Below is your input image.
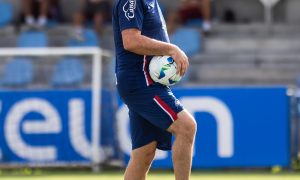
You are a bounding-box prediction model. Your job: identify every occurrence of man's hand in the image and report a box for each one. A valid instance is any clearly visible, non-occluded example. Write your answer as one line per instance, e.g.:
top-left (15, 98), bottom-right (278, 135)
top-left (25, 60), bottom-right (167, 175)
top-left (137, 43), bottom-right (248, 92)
top-left (168, 45), bottom-right (189, 76)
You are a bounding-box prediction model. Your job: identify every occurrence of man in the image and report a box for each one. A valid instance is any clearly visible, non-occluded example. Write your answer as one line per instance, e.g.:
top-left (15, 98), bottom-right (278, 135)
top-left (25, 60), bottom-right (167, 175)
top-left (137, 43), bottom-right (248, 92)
top-left (113, 0), bottom-right (197, 179)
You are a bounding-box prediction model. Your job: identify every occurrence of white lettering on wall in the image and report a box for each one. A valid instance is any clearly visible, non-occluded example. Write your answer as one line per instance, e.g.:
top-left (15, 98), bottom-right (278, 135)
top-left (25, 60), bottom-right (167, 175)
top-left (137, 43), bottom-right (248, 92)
top-left (5, 98), bottom-right (61, 161)
top-left (181, 97), bottom-right (234, 158)
top-left (117, 96), bottom-right (234, 159)
top-left (69, 99), bottom-right (91, 159)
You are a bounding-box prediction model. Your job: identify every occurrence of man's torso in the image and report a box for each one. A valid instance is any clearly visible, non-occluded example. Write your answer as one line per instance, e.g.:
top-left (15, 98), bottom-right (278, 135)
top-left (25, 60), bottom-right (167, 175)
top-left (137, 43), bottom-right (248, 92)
top-left (113, 0), bottom-right (169, 96)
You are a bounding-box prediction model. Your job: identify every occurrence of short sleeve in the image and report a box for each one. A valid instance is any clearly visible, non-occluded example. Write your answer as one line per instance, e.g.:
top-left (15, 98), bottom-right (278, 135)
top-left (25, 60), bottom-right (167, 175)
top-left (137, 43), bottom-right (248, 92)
top-left (118, 0), bottom-right (144, 31)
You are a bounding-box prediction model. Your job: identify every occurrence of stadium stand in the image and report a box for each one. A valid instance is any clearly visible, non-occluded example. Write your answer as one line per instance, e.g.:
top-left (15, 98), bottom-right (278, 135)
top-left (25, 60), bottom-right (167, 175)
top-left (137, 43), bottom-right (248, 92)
top-left (0, 30), bottom-right (48, 87)
top-left (0, 0), bottom-right (299, 86)
top-left (189, 24), bottom-right (300, 85)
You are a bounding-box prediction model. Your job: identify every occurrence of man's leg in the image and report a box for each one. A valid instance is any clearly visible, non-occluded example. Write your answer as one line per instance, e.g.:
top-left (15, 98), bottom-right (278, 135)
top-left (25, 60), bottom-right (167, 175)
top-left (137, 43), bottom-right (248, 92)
top-left (73, 12), bottom-right (84, 29)
top-left (72, 10), bottom-right (85, 41)
top-left (23, 0), bottom-right (32, 16)
top-left (168, 110), bottom-right (197, 180)
top-left (94, 12), bottom-right (104, 35)
top-left (39, 0), bottom-right (49, 18)
top-left (167, 11), bottom-right (180, 35)
top-left (200, 0), bottom-right (212, 32)
top-left (23, 0), bottom-right (35, 26)
top-left (124, 141), bottom-right (157, 180)
top-left (200, 0), bottom-right (211, 22)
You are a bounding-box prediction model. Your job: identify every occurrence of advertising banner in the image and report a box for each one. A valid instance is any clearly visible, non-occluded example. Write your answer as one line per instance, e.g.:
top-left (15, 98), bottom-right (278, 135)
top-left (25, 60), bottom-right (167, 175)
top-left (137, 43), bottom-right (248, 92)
top-left (116, 87), bottom-right (290, 168)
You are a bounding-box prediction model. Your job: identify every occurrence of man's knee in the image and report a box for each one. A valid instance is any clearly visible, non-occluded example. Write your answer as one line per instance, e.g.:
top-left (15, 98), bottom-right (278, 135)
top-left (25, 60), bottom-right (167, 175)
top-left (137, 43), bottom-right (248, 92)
top-left (180, 116), bottom-right (197, 139)
top-left (169, 110), bottom-right (197, 142)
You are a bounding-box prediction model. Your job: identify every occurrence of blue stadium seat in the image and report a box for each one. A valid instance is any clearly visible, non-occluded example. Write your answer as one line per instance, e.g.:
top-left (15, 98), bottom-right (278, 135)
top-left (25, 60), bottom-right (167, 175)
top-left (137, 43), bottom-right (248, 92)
top-left (170, 28), bottom-right (202, 85)
top-left (51, 57), bottom-right (85, 86)
top-left (185, 19), bottom-right (203, 28)
top-left (1, 58), bottom-right (33, 86)
top-left (17, 31), bottom-right (48, 47)
top-left (68, 29), bottom-right (100, 47)
top-left (170, 28), bottom-right (202, 57)
top-left (0, 2), bottom-right (13, 27)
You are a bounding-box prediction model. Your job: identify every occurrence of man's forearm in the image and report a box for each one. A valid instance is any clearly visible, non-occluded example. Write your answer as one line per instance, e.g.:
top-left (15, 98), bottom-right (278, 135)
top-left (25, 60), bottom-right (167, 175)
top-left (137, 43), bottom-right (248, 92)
top-left (122, 28), bottom-right (188, 75)
top-left (125, 34), bottom-right (177, 57)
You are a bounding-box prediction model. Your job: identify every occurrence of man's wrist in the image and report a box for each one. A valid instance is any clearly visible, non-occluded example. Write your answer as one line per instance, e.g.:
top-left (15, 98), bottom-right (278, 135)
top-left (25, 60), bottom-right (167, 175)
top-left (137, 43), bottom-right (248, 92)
top-left (167, 44), bottom-right (178, 57)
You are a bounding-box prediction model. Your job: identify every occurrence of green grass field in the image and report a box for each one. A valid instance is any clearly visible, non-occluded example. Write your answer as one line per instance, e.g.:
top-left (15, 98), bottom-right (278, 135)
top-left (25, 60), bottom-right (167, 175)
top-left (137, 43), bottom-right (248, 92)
top-left (0, 171), bottom-right (300, 180)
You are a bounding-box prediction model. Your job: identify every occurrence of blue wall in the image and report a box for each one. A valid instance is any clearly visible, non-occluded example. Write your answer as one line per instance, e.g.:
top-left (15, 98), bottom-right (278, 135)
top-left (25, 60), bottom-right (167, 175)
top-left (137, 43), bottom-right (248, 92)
top-left (0, 87), bottom-right (290, 168)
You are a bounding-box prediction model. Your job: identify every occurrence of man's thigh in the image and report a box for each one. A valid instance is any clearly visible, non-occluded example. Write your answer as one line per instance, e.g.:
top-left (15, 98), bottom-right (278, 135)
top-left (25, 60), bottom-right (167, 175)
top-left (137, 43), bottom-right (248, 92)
top-left (131, 141), bottom-right (157, 160)
top-left (124, 85), bottom-right (184, 150)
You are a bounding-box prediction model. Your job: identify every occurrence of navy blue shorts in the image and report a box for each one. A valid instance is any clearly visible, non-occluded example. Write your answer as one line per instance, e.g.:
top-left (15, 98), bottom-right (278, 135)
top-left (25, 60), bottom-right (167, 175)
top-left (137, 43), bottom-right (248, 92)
top-left (119, 84), bottom-right (184, 151)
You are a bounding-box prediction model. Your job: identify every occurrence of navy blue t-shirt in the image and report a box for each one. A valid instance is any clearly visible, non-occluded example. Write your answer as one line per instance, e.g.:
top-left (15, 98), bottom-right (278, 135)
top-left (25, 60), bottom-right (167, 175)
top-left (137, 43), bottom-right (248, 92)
top-left (113, 0), bottom-right (169, 96)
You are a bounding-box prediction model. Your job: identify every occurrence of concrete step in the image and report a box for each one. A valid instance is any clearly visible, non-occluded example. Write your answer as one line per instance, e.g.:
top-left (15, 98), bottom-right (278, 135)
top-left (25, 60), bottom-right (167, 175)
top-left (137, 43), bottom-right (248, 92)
top-left (190, 64), bottom-right (299, 84)
top-left (205, 24), bottom-right (300, 54)
top-left (204, 36), bottom-right (300, 54)
top-left (0, 26), bottom-right (17, 47)
top-left (189, 52), bottom-right (300, 85)
top-left (191, 53), bottom-right (300, 63)
top-left (210, 24), bottom-right (300, 37)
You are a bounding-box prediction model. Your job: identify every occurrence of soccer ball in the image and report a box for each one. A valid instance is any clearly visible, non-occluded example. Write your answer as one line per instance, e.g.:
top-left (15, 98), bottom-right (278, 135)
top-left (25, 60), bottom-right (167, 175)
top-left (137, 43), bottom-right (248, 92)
top-left (149, 56), bottom-right (182, 86)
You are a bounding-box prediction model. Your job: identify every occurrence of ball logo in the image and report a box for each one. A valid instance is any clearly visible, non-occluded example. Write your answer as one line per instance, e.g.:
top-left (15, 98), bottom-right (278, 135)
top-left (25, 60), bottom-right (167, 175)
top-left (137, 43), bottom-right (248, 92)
top-left (167, 57), bottom-right (174, 64)
top-left (158, 64), bottom-right (171, 79)
top-left (123, 0), bottom-right (136, 20)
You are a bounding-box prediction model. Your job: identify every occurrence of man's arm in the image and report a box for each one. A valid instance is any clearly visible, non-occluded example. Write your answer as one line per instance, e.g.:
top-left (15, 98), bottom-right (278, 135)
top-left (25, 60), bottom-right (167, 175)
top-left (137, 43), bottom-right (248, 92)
top-left (122, 28), bottom-right (189, 76)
